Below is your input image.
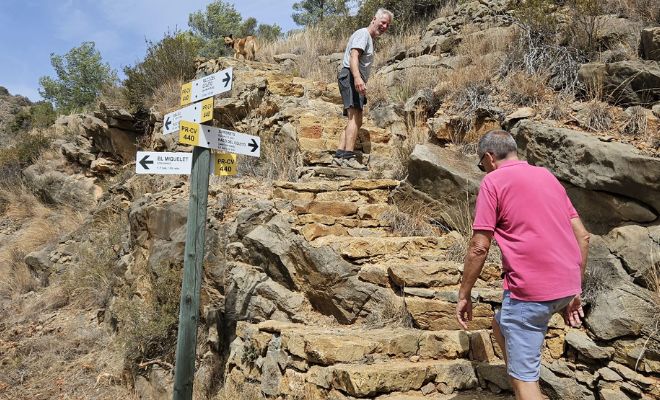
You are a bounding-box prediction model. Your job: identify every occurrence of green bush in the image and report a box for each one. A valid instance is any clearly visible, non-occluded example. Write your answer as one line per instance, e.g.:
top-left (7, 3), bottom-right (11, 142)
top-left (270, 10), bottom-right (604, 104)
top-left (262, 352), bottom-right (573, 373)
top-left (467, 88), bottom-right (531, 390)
top-left (29, 101), bottom-right (57, 129)
top-left (38, 42), bottom-right (117, 114)
top-left (0, 132), bottom-right (51, 185)
top-left (355, 0), bottom-right (450, 34)
top-left (123, 31), bottom-right (202, 111)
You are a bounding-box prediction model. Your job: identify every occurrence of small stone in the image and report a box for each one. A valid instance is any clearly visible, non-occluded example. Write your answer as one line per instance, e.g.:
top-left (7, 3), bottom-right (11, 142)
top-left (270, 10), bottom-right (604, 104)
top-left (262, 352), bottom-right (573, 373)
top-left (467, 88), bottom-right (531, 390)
top-left (421, 381), bottom-right (436, 395)
top-left (597, 367), bottom-right (622, 382)
top-left (436, 382), bottom-right (452, 394)
top-left (410, 355), bottom-right (421, 363)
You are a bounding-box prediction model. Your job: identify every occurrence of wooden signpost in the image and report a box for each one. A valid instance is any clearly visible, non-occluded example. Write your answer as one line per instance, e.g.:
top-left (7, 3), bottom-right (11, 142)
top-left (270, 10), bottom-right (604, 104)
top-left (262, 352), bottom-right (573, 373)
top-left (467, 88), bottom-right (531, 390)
top-left (172, 68), bottom-right (258, 400)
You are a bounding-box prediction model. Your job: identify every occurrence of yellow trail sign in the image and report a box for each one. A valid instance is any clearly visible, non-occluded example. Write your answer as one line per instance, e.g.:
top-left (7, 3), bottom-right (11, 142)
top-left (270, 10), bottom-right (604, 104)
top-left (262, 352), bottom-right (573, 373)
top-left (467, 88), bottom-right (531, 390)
top-left (213, 153), bottom-right (237, 176)
top-left (179, 120), bottom-right (200, 146)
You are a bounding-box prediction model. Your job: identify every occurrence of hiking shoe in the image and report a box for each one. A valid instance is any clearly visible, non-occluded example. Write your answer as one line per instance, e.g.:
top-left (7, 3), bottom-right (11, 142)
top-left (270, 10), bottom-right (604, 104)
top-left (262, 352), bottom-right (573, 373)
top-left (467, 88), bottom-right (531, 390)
top-left (342, 157), bottom-right (367, 170)
top-left (331, 157), bottom-right (344, 166)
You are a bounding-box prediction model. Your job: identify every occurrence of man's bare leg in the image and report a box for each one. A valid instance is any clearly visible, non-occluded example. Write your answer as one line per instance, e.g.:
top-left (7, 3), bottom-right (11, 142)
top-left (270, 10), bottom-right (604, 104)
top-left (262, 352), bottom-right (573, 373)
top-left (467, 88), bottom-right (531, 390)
top-left (511, 380), bottom-right (544, 400)
top-left (339, 107), bottom-right (363, 151)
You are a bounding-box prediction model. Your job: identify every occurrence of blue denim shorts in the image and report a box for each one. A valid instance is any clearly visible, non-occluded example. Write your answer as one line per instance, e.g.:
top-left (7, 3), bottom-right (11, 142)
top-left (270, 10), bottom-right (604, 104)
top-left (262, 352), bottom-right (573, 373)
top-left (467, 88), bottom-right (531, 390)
top-left (495, 290), bottom-right (574, 381)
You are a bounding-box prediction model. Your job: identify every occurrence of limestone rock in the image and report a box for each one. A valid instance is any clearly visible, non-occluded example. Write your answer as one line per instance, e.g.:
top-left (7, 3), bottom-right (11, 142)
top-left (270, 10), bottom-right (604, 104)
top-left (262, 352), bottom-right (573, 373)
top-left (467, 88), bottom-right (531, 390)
top-left (405, 297), bottom-right (492, 331)
top-left (512, 120), bottom-right (660, 214)
top-left (564, 330), bottom-right (614, 360)
top-left (578, 61), bottom-right (660, 106)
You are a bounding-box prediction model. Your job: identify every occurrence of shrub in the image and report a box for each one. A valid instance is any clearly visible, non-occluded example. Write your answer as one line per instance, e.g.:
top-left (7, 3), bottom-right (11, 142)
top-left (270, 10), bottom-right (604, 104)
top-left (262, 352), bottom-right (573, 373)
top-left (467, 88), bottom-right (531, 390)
top-left (114, 261), bottom-right (181, 371)
top-left (0, 132), bottom-right (51, 185)
top-left (356, 0), bottom-right (452, 34)
top-left (29, 101), bottom-right (57, 129)
top-left (62, 211), bottom-right (127, 307)
top-left (39, 42), bottom-right (117, 114)
top-left (506, 71), bottom-right (548, 106)
top-left (123, 31), bottom-right (202, 111)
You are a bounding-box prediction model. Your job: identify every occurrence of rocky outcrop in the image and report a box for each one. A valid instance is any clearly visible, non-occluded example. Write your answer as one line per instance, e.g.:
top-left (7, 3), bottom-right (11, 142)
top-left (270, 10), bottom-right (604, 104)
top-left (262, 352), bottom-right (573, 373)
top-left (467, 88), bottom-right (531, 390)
top-left (511, 120), bottom-right (659, 220)
top-left (578, 60), bottom-right (660, 106)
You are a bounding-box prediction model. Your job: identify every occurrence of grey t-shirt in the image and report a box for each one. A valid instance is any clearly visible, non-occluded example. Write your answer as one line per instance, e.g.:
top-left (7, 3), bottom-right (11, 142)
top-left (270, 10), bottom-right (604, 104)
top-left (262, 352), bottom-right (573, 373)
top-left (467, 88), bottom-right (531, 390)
top-left (341, 28), bottom-right (374, 82)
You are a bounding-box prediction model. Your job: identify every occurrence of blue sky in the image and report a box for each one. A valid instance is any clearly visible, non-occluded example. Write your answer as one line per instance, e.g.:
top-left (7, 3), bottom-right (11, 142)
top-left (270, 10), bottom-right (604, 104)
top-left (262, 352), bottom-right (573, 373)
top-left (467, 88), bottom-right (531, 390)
top-left (0, 0), bottom-right (298, 101)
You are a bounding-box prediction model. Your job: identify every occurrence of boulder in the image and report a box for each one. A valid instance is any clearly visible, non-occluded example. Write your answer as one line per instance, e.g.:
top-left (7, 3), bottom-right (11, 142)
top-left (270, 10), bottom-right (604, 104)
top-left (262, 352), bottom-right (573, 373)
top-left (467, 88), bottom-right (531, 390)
top-left (242, 214), bottom-right (398, 324)
top-left (604, 224), bottom-right (660, 288)
top-left (583, 236), bottom-right (658, 342)
top-left (563, 183), bottom-right (656, 235)
top-left (407, 144), bottom-right (482, 229)
top-left (640, 27), bottom-right (660, 61)
top-left (512, 120), bottom-right (660, 215)
top-left (564, 330), bottom-right (614, 361)
top-left (593, 15), bottom-right (640, 51)
top-left (578, 61), bottom-right (660, 106)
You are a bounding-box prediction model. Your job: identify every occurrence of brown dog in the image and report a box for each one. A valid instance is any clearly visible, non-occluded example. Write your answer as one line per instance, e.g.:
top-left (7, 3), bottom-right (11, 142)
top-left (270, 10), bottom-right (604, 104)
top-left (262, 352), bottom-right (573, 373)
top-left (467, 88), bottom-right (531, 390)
top-left (223, 35), bottom-right (257, 61)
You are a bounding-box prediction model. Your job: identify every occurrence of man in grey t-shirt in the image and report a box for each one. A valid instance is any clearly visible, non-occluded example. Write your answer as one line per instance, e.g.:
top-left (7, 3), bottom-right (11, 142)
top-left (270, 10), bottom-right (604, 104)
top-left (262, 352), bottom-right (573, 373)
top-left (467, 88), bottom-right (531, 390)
top-left (334, 8), bottom-right (393, 169)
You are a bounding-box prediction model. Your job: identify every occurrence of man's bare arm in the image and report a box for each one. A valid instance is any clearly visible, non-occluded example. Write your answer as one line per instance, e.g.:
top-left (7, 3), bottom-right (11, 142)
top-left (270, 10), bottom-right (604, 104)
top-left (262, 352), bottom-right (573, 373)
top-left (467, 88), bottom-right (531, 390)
top-left (349, 48), bottom-right (366, 95)
top-left (564, 217), bottom-right (590, 327)
top-left (571, 217), bottom-right (590, 278)
top-left (456, 230), bottom-right (493, 329)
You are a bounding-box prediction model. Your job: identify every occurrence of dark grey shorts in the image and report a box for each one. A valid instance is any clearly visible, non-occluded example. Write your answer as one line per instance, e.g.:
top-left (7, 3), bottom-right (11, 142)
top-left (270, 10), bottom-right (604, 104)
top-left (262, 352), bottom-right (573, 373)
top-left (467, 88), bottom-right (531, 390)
top-left (338, 67), bottom-right (367, 116)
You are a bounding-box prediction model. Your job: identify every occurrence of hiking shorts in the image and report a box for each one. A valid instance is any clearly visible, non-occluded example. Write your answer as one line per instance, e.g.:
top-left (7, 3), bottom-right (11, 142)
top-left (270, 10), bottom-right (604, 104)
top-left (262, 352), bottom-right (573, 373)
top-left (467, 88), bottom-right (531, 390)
top-left (495, 290), bottom-right (575, 382)
top-left (338, 67), bottom-right (367, 116)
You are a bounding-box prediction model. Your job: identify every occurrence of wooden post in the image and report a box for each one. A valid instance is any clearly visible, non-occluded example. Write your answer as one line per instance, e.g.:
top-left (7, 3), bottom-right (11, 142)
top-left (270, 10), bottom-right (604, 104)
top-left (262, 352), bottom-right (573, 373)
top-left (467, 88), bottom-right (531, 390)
top-left (173, 146), bottom-right (211, 400)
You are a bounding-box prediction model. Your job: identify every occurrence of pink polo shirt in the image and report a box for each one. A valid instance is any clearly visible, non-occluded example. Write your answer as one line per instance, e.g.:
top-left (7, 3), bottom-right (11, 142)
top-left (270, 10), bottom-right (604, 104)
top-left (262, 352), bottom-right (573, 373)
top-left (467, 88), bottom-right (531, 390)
top-left (473, 160), bottom-right (582, 301)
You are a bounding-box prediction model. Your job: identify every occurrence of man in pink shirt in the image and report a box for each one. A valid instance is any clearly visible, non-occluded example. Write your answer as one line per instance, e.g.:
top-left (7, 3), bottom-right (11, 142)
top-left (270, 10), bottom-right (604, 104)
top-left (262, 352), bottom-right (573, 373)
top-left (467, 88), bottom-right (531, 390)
top-left (455, 130), bottom-right (590, 400)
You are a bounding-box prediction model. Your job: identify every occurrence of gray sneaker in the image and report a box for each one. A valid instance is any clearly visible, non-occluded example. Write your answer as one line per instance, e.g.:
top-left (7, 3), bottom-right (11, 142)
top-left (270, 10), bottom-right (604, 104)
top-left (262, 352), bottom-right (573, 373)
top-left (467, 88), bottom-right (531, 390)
top-left (342, 157), bottom-right (367, 170)
top-left (331, 157), bottom-right (343, 166)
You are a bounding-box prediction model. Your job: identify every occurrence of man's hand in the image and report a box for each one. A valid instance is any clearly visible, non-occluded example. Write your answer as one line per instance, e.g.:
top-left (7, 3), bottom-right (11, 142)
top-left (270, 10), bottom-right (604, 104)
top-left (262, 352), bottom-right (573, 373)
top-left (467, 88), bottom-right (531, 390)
top-left (563, 296), bottom-right (584, 327)
top-left (456, 297), bottom-right (473, 330)
top-left (354, 77), bottom-right (366, 95)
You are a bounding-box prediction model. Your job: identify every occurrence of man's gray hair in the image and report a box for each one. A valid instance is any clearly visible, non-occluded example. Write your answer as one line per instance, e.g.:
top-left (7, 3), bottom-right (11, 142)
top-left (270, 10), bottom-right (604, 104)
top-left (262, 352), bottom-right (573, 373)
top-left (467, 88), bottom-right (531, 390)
top-left (478, 130), bottom-right (517, 160)
top-left (375, 8), bottom-right (394, 20)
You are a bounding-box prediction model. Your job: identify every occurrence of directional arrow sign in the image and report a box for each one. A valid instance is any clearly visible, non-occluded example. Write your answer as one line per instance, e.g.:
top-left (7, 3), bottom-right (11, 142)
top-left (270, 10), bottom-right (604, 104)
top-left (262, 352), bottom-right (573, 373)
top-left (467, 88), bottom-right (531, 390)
top-left (180, 67), bottom-right (233, 106)
top-left (135, 151), bottom-right (193, 174)
top-left (179, 121), bottom-right (260, 157)
top-left (163, 98), bottom-right (213, 135)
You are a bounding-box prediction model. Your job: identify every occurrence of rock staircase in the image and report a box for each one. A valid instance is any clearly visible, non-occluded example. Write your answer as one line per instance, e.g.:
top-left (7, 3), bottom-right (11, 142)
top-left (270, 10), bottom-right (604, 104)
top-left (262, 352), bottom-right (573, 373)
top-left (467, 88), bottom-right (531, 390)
top-left (222, 171), bottom-right (513, 399)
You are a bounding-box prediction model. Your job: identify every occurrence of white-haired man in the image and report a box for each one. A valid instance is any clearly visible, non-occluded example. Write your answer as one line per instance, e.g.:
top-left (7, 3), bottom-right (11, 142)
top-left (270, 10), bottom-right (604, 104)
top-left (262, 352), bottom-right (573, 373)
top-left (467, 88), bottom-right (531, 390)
top-left (333, 8), bottom-right (393, 169)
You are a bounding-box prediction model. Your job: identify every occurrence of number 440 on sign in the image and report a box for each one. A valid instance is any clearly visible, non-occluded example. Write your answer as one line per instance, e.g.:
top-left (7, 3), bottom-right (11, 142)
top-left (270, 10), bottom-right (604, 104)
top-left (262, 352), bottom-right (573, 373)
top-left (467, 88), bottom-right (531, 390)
top-left (180, 122), bottom-right (199, 146)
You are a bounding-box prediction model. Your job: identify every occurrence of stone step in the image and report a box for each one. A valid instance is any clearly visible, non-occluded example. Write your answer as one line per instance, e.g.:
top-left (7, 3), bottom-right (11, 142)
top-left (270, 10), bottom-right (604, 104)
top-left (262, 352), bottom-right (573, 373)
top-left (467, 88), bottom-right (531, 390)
top-left (239, 320), bottom-right (471, 366)
top-left (357, 261), bottom-right (502, 295)
top-left (299, 165), bottom-right (373, 179)
top-left (230, 320), bottom-right (510, 399)
top-left (310, 233), bottom-right (461, 260)
top-left (376, 390), bottom-right (514, 399)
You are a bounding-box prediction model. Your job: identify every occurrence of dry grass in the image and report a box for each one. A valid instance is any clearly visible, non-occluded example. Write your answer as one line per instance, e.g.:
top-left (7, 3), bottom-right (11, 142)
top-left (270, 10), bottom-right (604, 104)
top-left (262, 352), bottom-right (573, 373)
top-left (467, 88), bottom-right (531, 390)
top-left (95, 84), bottom-right (132, 111)
top-left (0, 183), bottom-right (82, 299)
top-left (363, 294), bottom-right (414, 329)
top-left (622, 105), bottom-right (648, 137)
top-left (392, 122), bottom-right (431, 180)
top-left (506, 71), bottom-right (548, 107)
top-left (456, 24), bottom-right (518, 61)
top-left (386, 191), bottom-right (443, 237)
top-left (148, 77), bottom-right (185, 115)
top-left (583, 100), bottom-right (613, 131)
top-left (543, 92), bottom-right (573, 121)
top-left (260, 26), bottom-right (345, 83)
top-left (239, 132), bottom-right (302, 182)
top-left (62, 211), bottom-right (127, 308)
